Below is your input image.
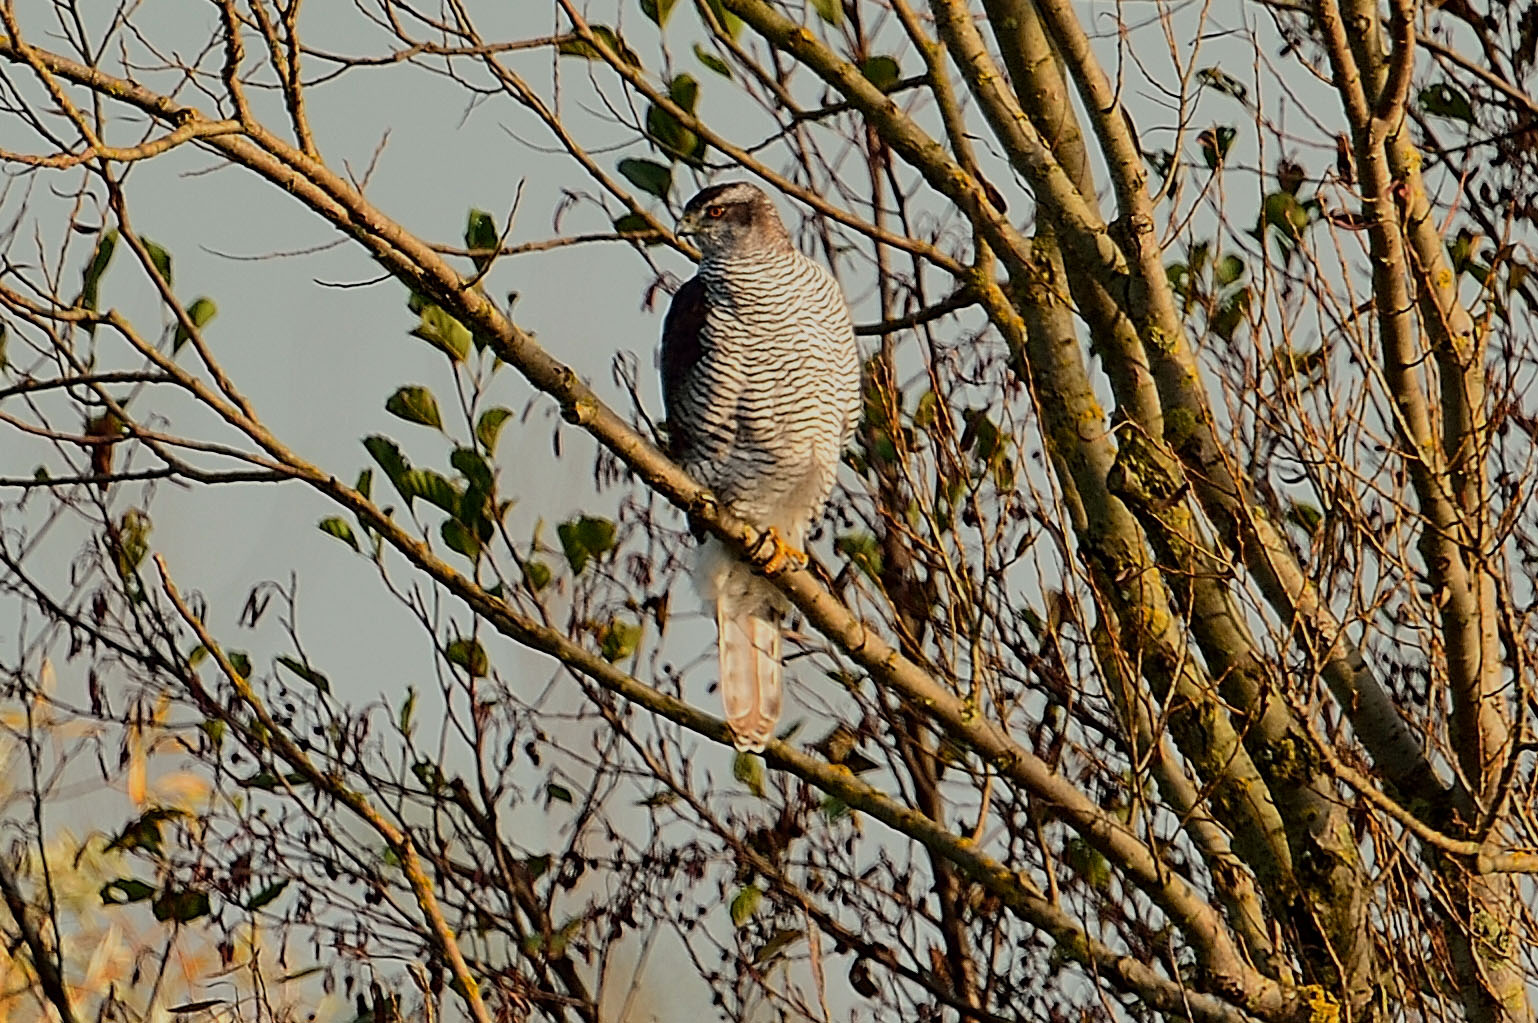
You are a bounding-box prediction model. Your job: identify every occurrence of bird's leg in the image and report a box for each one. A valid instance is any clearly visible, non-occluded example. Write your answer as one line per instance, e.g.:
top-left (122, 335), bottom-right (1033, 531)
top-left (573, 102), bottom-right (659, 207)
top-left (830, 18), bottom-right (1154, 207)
top-left (748, 526), bottom-right (808, 576)
top-left (685, 490), bottom-right (718, 542)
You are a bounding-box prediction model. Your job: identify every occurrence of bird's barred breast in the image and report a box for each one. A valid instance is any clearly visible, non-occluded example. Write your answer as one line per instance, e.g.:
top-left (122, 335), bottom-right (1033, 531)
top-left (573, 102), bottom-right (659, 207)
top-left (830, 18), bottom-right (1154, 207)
top-left (678, 250), bottom-right (861, 525)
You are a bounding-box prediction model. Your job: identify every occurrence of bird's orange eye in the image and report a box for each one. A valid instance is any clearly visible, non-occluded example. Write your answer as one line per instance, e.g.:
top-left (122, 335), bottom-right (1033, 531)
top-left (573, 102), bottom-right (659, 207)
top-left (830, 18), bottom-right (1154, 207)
top-left (705, 204), bottom-right (726, 219)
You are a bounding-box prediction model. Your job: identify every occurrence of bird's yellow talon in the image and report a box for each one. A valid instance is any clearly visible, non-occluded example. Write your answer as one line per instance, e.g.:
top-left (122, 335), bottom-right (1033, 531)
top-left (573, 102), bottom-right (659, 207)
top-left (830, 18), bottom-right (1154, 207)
top-left (750, 526), bottom-right (806, 576)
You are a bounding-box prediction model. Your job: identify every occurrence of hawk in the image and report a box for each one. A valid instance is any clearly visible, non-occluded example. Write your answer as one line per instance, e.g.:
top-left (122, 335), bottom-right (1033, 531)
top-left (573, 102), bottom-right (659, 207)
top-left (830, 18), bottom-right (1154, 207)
top-left (661, 182), bottom-right (862, 751)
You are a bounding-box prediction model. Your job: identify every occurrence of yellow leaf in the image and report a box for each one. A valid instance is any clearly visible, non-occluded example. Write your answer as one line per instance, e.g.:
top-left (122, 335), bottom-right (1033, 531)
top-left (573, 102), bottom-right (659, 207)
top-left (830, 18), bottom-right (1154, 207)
top-left (80, 925), bottom-right (126, 989)
top-left (153, 771), bottom-right (212, 809)
top-left (126, 747), bottom-right (147, 806)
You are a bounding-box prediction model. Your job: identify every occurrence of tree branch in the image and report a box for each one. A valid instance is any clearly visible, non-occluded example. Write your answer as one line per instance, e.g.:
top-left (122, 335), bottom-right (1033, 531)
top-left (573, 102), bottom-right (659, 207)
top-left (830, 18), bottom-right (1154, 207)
top-left (0, 855), bottom-right (81, 1023)
top-left (154, 556), bottom-right (497, 1023)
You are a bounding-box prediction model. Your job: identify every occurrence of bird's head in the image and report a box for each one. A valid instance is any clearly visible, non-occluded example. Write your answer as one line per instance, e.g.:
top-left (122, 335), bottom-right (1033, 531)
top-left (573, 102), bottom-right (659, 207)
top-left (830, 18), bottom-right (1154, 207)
top-left (676, 182), bottom-right (789, 259)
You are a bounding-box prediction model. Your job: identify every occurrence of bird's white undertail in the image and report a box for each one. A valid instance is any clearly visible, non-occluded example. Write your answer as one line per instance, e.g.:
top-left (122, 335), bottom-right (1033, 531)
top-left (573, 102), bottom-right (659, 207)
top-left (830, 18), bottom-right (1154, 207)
top-left (700, 538), bottom-right (785, 751)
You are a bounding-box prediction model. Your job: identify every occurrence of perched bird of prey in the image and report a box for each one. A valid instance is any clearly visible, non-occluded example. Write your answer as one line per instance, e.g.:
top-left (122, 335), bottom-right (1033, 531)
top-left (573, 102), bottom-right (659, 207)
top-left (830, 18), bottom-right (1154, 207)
top-left (660, 182), bottom-right (862, 751)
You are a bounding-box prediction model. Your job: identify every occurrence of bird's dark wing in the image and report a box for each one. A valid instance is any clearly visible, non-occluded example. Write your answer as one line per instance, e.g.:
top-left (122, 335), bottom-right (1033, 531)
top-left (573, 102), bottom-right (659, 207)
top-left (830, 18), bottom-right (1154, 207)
top-left (660, 275), bottom-right (707, 460)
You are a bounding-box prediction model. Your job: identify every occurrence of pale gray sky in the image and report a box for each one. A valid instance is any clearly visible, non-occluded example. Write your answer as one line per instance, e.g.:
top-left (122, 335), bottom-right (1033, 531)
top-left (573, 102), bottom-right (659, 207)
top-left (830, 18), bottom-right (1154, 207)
top-left (0, 2), bottom-right (1383, 1020)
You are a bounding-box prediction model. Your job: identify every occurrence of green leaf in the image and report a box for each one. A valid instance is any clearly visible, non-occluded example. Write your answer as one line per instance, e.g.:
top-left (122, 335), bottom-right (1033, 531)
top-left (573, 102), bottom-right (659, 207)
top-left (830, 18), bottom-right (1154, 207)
top-left (1216, 253), bottom-right (1245, 287)
top-left (911, 389), bottom-right (939, 430)
top-left (227, 651), bottom-right (252, 679)
top-left (1197, 67), bottom-right (1249, 105)
top-left (464, 208), bottom-right (499, 271)
top-left (640, 0), bottom-right (680, 28)
top-left (1197, 125), bottom-right (1237, 169)
top-left (669, 73), bottom-right (700, 112)
top-left (702, 0), bottom-right (743, 38)
top-left (364, 435), bottom-right (412, 498)
top-left (612, 214), bottom-right (664, 250)
top-left (810, 0), bottom-right (842, 24)
top-left (991, 453), bottom-right (1016, 493)
top-left (1219, 293), bottom-right (1252, 339)
top-left (1448, 229), bottom-right (1480, 274)
top-left (410, 303), bottom-right (472, 363)
top-left (200, 718), bottom-right (225, 748)
top-left (412, 759), bottom-right (447, 792)
top-left (732, 752), bottom-right (766, 797)
top-left (577, 516), bottom-right (617, 556)
top-left (1261, 191), bottom-right (1310, 237)
top-left (834, 532), bottom-right (883, 582)
top-left (729, 885), bottom-right (762, 927)
top-left (153, 887), bottom-right (210, 922)
top-left (611, 213), bottom-right (647, 236)
top-left (523, 559), bottom-right (551, 592)
top-left (141, 239), bottom-right (174, 288)
top-left (105, 808), bottom-right (186, 854)
top-left (694, 43), bottom-right (731, 77)
top-left (318, 516), bottom-right (359, 551)
top-left (475, 407), bottom-right (513, 453)
top-left (245, 879), bottom-right (289, 911)
top-left (1064, 837), bottom-right (1111, 891)
top-left (618, 158), bottom-right (673, 200)
top-left (441, 518), bottom-right (482, 560)
top-left (1286, 500), bottom-right (1324, 536)
top-left (753, 928), bottom-right (803, 964)
top-left (546, 916), bottom-right (582, 957)
top-left (355, 467), bottom-right (373, 501)
top-left (386, 385), bottom-right (444, 430)
top-left (80, 228), bottom-right (118, 314)
top-left (276, 655), bottom-right (330, 694)
top-left (172, 297), bottom-right (217, 354)
top-left (557, 515), bottom-right (617, 574)
top-left (446, 636), bottom-right (489, 677)
top-left (405, 469), bottom-right (460, 516)
top-left (451, 446), bottom-right (493, 493)
top-left (646, 107), bottom-right (704, 165)
top-left (598, 618), bottom-right (643, 663)
top-left (558, 522), bottom-right (591, 574)
top-left (959, 408), bottom-right (1002, 463)
top-left (1420, 82), bottom-right (1476, 125)
top-left (399, 687), bottom-right (417, 734)
top-left (112, 509), bottom-right (151, 580)
top-left (556, 26), bottom-right (641, 66)
top-left (461, 484), bottom-right (495, 539)
top-left (860, 55), bottom-right (900, 91)
top-left (647, 76), bottom-right (705, 164)
top-left (100, 878), bottom-right (156, 905)
top-left (546, 781), bottom-right (574, 804)
top-left (644, 76), bottom-right (699, 162)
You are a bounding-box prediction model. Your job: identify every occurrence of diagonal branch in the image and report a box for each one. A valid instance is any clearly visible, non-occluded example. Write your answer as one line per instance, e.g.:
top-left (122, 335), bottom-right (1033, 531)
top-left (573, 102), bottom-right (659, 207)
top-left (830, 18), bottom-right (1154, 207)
top-left (154, 556), bottom-right (497, 1023)
top-left (0, 856), bottom-right (81, 1023)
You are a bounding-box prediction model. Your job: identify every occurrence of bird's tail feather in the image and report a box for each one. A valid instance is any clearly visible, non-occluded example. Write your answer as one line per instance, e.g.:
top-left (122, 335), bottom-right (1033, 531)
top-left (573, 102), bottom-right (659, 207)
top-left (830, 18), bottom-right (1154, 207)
top-left (718, 595), bottom-right (781, 752)
top-left (701, 540), bottom-right (785, 752)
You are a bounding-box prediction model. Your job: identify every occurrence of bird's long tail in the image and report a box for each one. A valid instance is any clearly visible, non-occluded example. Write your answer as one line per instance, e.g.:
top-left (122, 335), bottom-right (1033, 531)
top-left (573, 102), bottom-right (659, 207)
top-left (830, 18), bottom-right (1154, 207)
top-left (701, 540), bottom-right (784, 752)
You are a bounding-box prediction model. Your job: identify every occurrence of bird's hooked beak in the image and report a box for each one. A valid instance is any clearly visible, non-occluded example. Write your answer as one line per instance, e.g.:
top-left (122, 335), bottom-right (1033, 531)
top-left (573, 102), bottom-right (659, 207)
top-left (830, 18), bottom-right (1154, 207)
top-left (675, 208), bottom-right (702, 237)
